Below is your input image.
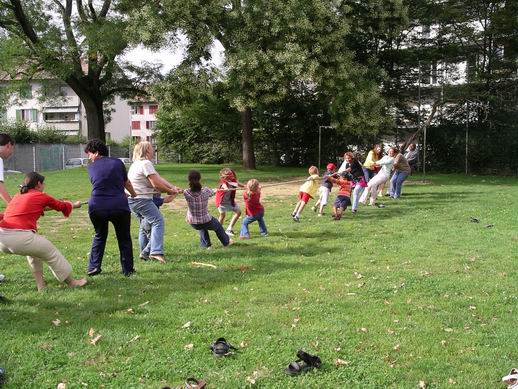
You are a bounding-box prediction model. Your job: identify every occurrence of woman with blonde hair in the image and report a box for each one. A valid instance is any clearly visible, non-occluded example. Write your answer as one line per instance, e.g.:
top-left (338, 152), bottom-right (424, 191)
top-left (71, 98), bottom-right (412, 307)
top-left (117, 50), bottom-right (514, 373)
top-left (127, 141), bottom-right (180, 263)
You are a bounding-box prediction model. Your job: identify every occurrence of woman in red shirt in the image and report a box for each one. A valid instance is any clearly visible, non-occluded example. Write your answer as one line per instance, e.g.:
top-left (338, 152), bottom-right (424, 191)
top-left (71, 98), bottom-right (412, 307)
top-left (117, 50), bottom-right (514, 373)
top-left (0, 172), bottom-right (87, 291)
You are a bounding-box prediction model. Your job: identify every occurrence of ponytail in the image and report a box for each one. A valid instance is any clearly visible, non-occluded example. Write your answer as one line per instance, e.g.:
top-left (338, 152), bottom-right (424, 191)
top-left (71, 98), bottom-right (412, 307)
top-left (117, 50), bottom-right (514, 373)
top-left (188, 170), bottom-right (202, 192)
top-left (20, 172), bottom-right (45, 194)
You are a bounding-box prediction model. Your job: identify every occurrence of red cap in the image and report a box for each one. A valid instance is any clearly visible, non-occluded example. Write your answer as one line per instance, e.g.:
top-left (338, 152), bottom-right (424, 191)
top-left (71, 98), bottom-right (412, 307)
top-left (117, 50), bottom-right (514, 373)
top-left (326, 163), bottom-right (336, 171)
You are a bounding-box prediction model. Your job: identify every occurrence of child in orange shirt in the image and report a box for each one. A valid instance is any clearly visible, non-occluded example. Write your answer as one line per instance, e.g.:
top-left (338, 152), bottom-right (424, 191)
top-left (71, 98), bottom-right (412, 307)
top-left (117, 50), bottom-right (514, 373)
top-left (327, 172), bottom-right (353, 220)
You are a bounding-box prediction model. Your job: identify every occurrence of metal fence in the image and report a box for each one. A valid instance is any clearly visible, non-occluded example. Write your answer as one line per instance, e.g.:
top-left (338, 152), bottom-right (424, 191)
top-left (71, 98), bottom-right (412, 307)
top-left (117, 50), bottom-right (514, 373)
top-left (4, 143), bottom-right (130, 173)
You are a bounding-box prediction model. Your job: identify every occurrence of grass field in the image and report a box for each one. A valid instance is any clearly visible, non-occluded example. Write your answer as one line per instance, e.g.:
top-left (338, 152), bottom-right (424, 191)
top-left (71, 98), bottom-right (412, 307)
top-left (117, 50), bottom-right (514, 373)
top-left (1, 164), bottom-right (517, 388)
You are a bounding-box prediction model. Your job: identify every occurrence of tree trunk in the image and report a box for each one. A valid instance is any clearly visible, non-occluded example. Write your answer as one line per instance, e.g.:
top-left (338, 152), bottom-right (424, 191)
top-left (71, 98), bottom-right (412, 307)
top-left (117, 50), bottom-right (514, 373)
top-left (240, 107), bottom-right (256, 169)
top-left (81, 94), bottom-right (106, 142)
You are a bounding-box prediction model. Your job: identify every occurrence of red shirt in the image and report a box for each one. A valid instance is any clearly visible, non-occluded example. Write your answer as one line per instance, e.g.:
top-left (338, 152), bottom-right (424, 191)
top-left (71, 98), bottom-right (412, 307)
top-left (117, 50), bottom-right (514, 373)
top-left (243, 191), bottom-right (264, 216)
top-left (337, 178), bottom-right (352, 197)
top-left (0, 189), bottom-right (72, 231)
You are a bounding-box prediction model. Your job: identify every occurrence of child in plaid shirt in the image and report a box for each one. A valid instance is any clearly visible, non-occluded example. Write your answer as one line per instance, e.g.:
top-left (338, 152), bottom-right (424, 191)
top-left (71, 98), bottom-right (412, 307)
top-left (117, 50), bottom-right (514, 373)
top-left (183, 170), bottom-right (232, 248)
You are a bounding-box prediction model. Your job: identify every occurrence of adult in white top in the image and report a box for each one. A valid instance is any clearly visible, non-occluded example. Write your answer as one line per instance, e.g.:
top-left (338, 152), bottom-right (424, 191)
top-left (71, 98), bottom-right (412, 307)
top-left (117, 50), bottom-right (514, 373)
top-left (366, 147), bottom-right (397, 206)
top-left (127, 141), bottom-right (179, 264)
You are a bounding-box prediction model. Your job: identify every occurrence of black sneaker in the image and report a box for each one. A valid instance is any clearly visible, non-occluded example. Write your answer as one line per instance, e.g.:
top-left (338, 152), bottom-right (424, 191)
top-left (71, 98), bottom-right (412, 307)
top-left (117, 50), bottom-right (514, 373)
top-left (292, 215), bottom-right (300, 222)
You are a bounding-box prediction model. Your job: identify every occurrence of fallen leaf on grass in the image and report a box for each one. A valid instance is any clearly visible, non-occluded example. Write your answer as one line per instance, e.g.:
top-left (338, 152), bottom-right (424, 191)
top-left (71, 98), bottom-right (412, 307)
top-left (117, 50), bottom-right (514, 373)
top-left (184, 343), bottom-right (194, 350)
top-left (191, 261), bottom-right (217, 269)
top-left (88, 328), bottom-right (95, 337)
top-left (138, 301), bottom-right (149, 307)
top-left (359, 327), bottom-right (368, 333)
top-left (182, 321), bottom-right (192, 329)
top-left (127, 308), bottom-right (135, 314)
top-left (90, 335), bottom-right (102, 346)
top-left (335, 358), bottom-right (350, 366)
top-left (52, 319), bottom-right (61, 326)
top-left (418, 380), bottom-right (427, 388)
top-left (57, 383), bottom-right (66, 389)
top-left (444, 328), bottom-right (454, 333)
top-left (441, 340), bottom-right (447, 347)
top-left (240, 341), bottom-right (248, 348)
top-left (393, 344), bottom-right (401, 351)
top-left (469, 306), bottom-right (476, 310)
top-left (128, 336), bottom-right (140, 343)
top-left (334, 347), bottom-right (341, 352)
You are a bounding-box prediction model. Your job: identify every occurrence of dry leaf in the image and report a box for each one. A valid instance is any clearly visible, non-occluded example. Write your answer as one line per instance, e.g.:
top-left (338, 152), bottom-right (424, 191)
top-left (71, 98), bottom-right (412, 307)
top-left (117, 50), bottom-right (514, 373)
top-left (127, 308), bottom-right (135, 314)
top-left (441, 340), bottom-right (447, 347)
top-left (88, 328), bottom-right (95, 337)
top-left (52, 319), bottom-right (61, 326)
top-left (240, 341), bottom-right (248, 348)
top-left (360, 327), bottom-right (368, 333)
top-left (184, 343), bottom-right (194, 350)
top-left (393, 344), bottom-right (401, 351)
top-left (233, 287), bottom-right (238, 291)
top-left (293, 318), bottom-right (300, 323)
top-left (469, 306), bottom-right (476, 310)
top-left (90, 334), bottom-right (102, 345)
top-left (129, 335), bottom-right (140, 343)
top-left (444, 328), bottom-right (454, 333)
top-left (182, 321), bottom-right (192, 329)
top-left (334, 347), bottom-right (341, 352)
top-left (138, 301), bottom-right (149, 307)
top-left (387, 329), bottom-right (395, 335)
top-left (57, 383), bottom-right (66, 389)
top-left (418, 380), bottom-right (426, 388)
top-left (335, 358), bottom-right (350, 366)
top-left (191, 261), bottom-right (217, 269)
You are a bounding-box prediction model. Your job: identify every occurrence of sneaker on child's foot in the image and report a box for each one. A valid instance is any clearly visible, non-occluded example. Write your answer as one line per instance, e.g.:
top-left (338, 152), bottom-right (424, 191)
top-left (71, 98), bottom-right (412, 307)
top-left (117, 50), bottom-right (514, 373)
top-left (311, 206), bottom-right (317, 212)
top-left (351, 209), bottom-right (357, 214)
top-left (317, 213), bottom-right (323, 217)
top-left (292, 215), bottom-right (300, 222)
top-left (225, 230), bottom-right (235, 236)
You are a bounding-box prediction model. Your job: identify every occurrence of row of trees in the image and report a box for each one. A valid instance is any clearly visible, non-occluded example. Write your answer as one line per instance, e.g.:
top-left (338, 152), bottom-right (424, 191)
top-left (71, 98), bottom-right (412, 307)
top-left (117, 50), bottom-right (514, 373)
top-left (0, 1), bottom-right (517, 171)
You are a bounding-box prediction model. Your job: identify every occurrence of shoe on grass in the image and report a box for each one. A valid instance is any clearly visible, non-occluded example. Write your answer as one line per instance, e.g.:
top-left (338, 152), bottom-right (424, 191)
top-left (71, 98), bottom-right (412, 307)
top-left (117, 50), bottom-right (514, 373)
top-left (225, 229), bottom-right (235, 236)
top-left (292, 215), bottom-right (300, 222)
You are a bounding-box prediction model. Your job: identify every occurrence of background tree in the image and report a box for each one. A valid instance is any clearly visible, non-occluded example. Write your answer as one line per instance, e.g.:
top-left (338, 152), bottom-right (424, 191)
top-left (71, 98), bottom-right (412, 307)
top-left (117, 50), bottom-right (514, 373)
top-left (0, 0), bottom-right (159, 141)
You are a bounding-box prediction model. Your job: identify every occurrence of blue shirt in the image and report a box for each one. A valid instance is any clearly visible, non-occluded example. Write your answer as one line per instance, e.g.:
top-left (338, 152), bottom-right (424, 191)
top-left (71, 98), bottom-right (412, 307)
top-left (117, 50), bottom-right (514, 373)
top-left (87, 157), bottom-right (130, 213)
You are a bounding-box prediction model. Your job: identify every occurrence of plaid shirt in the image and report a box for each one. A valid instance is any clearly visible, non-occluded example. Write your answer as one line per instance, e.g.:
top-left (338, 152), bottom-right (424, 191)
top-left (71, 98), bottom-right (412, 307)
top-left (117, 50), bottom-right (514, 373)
top-left (183, 187), bottom-right (214, 224)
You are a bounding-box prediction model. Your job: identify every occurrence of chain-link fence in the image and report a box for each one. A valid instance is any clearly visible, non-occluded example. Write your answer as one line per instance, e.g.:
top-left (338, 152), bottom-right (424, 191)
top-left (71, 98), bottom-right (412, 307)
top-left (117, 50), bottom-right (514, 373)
top-left (4, 144), bottom-right (130, 173)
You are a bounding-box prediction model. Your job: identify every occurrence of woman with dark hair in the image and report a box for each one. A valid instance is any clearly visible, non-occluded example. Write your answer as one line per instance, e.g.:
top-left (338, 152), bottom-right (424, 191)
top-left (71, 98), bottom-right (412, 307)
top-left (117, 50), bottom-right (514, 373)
top-left (84, 139), bottom-right (137, 276)
top-left (0, 172), bottom-right (87, 291)
top-left (183, 170), bottom-right (231, 248)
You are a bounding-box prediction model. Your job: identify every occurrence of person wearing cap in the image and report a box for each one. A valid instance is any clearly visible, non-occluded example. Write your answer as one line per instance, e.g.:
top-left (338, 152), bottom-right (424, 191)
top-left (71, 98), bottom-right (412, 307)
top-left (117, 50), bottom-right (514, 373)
top-left (312, 163), bottom-right (336, 216)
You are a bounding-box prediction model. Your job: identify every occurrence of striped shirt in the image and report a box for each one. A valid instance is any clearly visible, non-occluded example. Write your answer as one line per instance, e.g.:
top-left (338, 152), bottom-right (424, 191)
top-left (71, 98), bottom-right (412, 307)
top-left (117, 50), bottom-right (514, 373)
top-left (183, 187), bottom-right (214, 224)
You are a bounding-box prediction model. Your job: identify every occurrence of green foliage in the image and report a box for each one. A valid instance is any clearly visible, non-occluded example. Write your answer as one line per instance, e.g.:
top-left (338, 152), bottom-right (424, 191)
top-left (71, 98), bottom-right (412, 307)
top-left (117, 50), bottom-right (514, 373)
top-left (0, 120), bottom-right (72, 144)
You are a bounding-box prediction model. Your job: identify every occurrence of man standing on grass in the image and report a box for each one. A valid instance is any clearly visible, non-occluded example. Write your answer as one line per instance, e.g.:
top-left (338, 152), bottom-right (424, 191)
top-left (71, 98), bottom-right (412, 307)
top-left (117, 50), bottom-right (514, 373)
top-left (0, 134), bottom-right (15, 297)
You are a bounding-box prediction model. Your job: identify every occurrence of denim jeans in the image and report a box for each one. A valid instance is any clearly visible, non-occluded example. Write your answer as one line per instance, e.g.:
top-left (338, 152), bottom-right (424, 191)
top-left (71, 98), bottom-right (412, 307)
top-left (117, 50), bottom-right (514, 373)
top-left (389, 171), bottom-right (409, 198)
top-left (240, 212), bottom-right (268, 238)
top-left (128, 198), bottom-right (165, 256)
top-left (88, 209), bottom-right (134, 274)
top-left (190, 217), bottom-right (230, 248)
top-left (362, 167), bottom-right (376, 183)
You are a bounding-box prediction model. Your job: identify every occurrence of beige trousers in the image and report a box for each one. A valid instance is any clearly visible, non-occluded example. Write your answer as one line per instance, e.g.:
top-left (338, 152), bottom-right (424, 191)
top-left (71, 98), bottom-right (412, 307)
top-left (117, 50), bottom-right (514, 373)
top-left (0, 228), bottom-right (72, 282)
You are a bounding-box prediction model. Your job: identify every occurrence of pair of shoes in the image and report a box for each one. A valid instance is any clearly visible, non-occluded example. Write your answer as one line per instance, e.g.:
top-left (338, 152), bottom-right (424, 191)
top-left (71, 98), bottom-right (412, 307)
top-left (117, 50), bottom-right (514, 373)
top-left (502, 368), bottom-right (518, 389)
top-left (87, 267), bottom-right (102, 276)
top-left (351, 209), bottom-right (357, 213)
top-left (210, 338), bottom-right (237, 357)
top-left (139, 253), bottom-right (149, 261)
top-left (122, 269), bottom-right (135, 277)
top-left (291, 212), bottom-right (296, 217)
top-left (225, 230), bottom-right (235, 236)
top-left (149, 254), bottom-right (166, 264)
top-left (311, 206), bottom-right (317, 212)
top-left (260, 232), bottom-right (268, 237)
top-left (292, 215), bottom-right (300, 222)
top-left (285, 350), bottom-right (322, 376)
top-left (385, 193), bottom-right (391, 197)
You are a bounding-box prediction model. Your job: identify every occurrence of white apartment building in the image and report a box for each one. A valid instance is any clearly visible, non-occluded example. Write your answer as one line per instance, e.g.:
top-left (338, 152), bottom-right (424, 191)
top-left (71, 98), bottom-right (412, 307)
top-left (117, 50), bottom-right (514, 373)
top-left (0, 79), bottom-right (144, 143)
top-left (129, 100), bottom-right (158, 142)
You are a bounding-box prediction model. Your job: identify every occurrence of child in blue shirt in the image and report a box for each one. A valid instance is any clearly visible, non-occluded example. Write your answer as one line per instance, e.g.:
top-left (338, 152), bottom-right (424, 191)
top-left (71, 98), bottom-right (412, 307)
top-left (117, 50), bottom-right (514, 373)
top-left (312, 163), bottom-right (336, 216)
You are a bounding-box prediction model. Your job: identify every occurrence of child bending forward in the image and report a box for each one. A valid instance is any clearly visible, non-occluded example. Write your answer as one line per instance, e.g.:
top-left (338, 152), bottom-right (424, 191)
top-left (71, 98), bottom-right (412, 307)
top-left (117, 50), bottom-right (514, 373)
top-left (328, 172), bottom-right (352, 220)
top-left (312, 163), bottom-right (336, 216)
top-left (292, 166), bottom-right (320, 222)
top-left (184, 170), bottom-right (231, 248)
top-left (239, 179), bottom-right (268, 239)
top-left (215, 168), bottom-right (244, 236)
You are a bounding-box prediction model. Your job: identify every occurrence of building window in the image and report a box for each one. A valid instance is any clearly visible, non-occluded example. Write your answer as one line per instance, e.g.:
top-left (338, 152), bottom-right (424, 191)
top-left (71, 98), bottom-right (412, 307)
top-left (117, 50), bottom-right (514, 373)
top-left (132, 105), bottom-right (144, 115)
top-left (16, 109), bottom-right (38, 122)
top-left (146, 121), bottom-right (156, 129)
top-left (19, 85), bottom-right (32, 99)
top-left (44, 112), bottom-right (78, 122)
top-left (131, 120), bottom-right (141, 129)
top-left (149, 105), bottom-right (158, 114)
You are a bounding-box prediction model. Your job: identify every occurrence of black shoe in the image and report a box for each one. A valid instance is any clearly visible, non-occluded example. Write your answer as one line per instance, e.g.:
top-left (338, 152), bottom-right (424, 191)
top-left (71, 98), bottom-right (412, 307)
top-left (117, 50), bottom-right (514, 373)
top-left (123, 269), bottom-right (135, 277)
top-left (87, 268), bottom-right (102, 276)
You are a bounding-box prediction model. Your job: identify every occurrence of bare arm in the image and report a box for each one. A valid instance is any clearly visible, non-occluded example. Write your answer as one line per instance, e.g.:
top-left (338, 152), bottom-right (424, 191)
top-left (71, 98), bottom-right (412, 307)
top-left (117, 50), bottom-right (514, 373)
top-left (0, 182), bottom-right (12, 204)
top-left (124, 179), bottom-right (137, 197)
top-left (147, 174), bottom-right (178, 195)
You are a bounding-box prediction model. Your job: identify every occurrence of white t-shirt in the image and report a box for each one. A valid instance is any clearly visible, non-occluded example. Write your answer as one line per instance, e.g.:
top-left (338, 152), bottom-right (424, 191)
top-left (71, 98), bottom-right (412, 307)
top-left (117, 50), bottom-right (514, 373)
top-left (127, 159), bottom-right (157, 198)
top-left (0, 157), bottom-right (4, 182)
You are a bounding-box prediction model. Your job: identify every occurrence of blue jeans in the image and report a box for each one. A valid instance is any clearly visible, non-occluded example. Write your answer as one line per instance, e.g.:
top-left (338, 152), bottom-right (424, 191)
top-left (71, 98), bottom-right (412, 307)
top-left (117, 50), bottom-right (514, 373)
top-left (128, 198), bottom-right (165, 256)
top-left (389, 171), bottom-right (409, 198)
top-left (362, 167), bottom-right (376, 183)
top-left (191, 217), bottom-right (230, 248)
top-left (240, 212), bottom-right (268, 238)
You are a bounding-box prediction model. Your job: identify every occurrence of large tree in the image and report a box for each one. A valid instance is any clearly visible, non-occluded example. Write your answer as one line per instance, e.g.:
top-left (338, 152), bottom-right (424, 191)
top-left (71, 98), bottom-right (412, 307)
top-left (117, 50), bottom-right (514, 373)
top-left (135, 0), bottom-right (400, 168)
top-left (0, 0), bottom-right (158, 141)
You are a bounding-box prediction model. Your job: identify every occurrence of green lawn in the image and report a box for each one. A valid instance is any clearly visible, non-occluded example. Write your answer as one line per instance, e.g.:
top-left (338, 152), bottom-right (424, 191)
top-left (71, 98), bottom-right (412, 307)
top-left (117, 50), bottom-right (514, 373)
top-left (1, 165), bottom-right (517, 388)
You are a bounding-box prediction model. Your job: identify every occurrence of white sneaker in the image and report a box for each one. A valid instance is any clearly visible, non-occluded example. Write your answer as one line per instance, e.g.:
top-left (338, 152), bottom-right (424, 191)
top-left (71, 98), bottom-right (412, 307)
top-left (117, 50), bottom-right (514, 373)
top-left (225, 230), bottom-right (235, 236)
top-left (502, 369), bottom-right (518, 389)
top-left (0, 274), bottom-right (4, 282)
